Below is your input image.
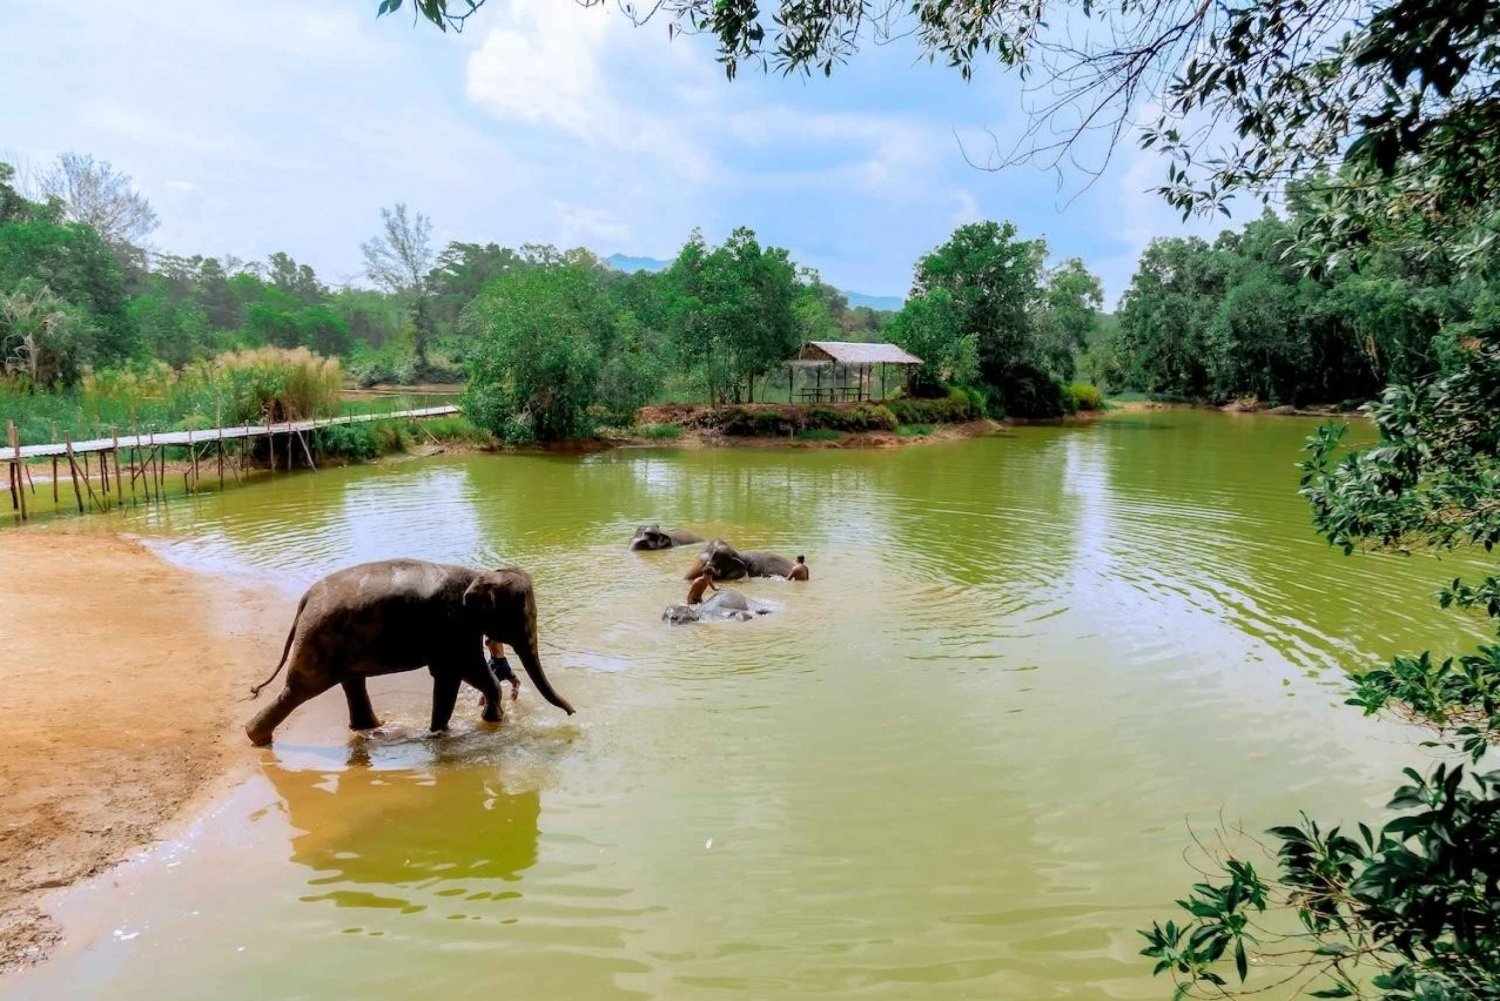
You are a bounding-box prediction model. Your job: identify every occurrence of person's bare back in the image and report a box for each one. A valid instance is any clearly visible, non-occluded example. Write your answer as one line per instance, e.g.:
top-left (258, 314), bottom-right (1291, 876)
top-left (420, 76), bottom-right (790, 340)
top-left (787, 555), bottom-right (809, 581)
top-left (686, 570), bottom-right (719, 604)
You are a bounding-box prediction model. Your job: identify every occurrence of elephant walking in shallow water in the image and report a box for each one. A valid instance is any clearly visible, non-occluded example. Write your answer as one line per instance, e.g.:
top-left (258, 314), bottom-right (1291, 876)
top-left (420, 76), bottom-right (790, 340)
top-left (245, 559), bottom-right (575, 746)
top-left (685, 539), bottom-right (795, 580)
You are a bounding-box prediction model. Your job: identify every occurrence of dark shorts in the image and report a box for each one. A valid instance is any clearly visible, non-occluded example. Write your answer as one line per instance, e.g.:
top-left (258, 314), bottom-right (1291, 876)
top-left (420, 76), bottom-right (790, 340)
top-left (489, 656), bottom-right (518, 684)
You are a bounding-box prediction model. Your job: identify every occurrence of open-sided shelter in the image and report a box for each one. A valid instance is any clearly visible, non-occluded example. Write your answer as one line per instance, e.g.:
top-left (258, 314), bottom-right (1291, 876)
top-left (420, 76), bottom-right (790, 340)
top-left (786, 341), bottom-right (923, 403)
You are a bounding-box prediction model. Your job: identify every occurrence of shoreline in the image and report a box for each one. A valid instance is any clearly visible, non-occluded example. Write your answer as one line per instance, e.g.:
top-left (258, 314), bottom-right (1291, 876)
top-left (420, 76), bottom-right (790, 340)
top-left (0, 527), bottom-right (287, 976)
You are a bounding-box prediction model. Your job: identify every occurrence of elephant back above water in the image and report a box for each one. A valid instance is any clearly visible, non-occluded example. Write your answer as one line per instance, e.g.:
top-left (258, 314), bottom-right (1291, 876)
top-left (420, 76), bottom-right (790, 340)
top-left (663, 589), bottom-right (769, 625)
top-left (629, 524), bottom-right (704, 551)
top-left (687, 539), bottom-right (794, 580)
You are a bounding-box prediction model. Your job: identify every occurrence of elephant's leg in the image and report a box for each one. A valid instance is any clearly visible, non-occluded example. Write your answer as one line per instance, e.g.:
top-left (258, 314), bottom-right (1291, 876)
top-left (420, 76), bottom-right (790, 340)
top-left (429, 670), bottom-right (462, 733)
top-left (246, 678), bottom-right (334, 747)
top-left (462, 662), bottom-right (503, 724)
top-left (342, 677), bottom-right (380, 732)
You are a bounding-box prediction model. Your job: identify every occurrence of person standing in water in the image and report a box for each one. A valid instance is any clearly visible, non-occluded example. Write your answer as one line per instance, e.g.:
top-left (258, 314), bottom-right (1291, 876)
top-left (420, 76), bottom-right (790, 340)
top-left (686, 568), bottom-right (719, 605)
top-left (485, 638), bottom-right (522, 700)
top-left (787, 555), bottom-right (810, 581)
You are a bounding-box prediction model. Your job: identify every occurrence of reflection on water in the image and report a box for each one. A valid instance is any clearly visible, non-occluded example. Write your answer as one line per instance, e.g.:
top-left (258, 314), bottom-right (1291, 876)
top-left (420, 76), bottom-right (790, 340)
top-left (9, 411), bottom-right (1493, 1001)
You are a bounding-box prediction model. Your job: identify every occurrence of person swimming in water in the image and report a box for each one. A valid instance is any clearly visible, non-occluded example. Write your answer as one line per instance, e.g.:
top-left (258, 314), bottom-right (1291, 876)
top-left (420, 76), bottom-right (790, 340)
top-left (787, 555), bottom-right (809, 581)
top-left (686, 568), bottom-right (719, 605)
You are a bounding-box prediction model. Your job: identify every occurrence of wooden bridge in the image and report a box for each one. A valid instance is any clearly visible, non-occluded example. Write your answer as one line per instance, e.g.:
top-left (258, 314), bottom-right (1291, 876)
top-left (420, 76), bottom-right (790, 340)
top-left (5, 405), bottom-right (461, 521)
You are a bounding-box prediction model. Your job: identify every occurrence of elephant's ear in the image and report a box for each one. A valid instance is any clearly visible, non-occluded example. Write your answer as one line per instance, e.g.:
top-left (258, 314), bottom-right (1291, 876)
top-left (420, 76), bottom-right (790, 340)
top-left (463, 569), bottom-right (532, 611)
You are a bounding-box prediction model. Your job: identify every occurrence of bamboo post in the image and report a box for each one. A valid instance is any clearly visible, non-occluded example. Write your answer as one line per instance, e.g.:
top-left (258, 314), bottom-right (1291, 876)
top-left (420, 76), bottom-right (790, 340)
top-left (50, 422), bottom-right (59, 504)
top-left (217, 427), bottom-right (225, 491)
top-left (8, 461), bottom-right (16, 512)
top-left (188, 427), bottom-right (198, 491)
top-left (148, 429), bottom-right (159, 501)
top-left (267, 417), bottom-right (275, 476)
top-left (10, 423), bottom-right (27, 522)
top-left (295, 428), bottom-right (316, 471)
top-left (63, 434), bottom-right (86, 514)
top-left (111, 429), bottom-right (121, 502)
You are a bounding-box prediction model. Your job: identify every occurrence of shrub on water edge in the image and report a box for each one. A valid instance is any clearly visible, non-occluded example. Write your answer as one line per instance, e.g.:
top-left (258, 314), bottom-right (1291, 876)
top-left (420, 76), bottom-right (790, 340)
top-left (1067, 383), bottom-right (1103, 411)
top-left (795, 428), bottom-right (842, 441)
top-left (423, 414), bottom-right (493, 445)
top-left (641, 422), bottom-right (683, 439)
top-left (896, 424), bottom-right (934, 437)
top-left (313, 422), bottom-right (381, 461)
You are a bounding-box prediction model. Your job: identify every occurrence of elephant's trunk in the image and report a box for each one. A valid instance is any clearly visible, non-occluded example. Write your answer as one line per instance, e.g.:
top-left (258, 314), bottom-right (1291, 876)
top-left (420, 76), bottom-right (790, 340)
top-left (517, 633), bottom-right (575, 716)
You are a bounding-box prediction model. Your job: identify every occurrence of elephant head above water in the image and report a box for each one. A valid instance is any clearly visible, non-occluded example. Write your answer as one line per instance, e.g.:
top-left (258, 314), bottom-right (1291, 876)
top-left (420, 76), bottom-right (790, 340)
top-left (629, 524), bottom-right (704, 551)
top-left (687, 539), bottom-right (795, 581)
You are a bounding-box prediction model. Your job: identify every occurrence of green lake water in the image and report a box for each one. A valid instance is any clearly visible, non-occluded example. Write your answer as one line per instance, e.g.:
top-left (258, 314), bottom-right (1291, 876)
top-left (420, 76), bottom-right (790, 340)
top-left (6, 410), bottom-right (1490, 1000)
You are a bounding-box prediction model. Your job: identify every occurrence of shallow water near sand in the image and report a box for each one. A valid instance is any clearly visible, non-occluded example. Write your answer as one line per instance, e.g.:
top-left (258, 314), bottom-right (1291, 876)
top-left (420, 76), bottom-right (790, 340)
top-left (7, 410), bottom-right (1491, 1000)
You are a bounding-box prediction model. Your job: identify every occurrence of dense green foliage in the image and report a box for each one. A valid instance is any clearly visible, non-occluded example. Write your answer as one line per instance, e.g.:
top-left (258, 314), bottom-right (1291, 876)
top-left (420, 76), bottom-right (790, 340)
top-left (1091, 208), bottom-right (1494, 406)
top-left (889, 222), bottom-right (1104, 417)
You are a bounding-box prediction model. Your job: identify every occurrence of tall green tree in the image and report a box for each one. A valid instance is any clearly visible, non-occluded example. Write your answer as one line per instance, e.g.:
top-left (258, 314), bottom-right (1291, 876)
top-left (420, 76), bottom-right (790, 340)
top-left (362, 202), bottom-right (436, 372)
top-left (886, 288), bottom-right (976, 394)
top-left (462, 263), bottom-right (608, 443)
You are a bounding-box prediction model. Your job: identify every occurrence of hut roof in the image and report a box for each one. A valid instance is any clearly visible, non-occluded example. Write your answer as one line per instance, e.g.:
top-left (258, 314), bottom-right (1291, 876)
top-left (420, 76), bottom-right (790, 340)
top-left (795, 341), bottom-right (923, 365)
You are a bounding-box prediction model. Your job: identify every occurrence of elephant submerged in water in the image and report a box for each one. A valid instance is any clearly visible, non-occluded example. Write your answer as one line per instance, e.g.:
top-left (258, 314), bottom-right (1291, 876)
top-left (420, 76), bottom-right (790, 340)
top-left (629, 524), bottom-right (704, 551)
top-left (245, 559), bottom-right (576, 747)
top-left (663, 589), bottom-right (770, 625)
top-left (685, 539), bottom-right (795, 580)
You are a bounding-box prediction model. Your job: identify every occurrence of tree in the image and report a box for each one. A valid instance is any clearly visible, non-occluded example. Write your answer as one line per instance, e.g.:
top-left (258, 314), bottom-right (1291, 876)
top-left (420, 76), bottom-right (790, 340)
top-left (428, 241), bottom-right (523, 335)
top-left (1141, 335), bottom-right (1500, 1000)
top-left (1033, 258), bottom-right (1104, 383)
top-left (886, 288), bottom-right (977, 394)
top-left (462, 264), bottom-right (608, 443)
top-left (0, 214), bottom-right (136, 366)
top-left (0, 280), bottom-right (92, 387)
top-left (663, 227), bottom-right (801, 404)
top-left (361, 203), bottom-right (435, 371)
top-left (912, 221), bottom-right (1046, 389)
top-left (37, 152), bottom-right (157, 271)
top-left (265, 251), bottom-right (326, 305)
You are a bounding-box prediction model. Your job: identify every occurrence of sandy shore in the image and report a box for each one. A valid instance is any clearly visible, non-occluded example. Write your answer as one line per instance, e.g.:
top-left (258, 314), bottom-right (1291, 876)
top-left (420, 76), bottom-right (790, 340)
top-left (0, 527), bottom-right (285, 974)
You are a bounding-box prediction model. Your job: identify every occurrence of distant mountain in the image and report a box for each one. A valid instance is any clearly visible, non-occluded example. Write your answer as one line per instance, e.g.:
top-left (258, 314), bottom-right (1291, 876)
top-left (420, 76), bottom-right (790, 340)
top-left (842, 290), bottom-right (904, 312)
top-left (605, 253), bottom-right (903, 313)
top-left (605, 252), bottom-right (670, 274)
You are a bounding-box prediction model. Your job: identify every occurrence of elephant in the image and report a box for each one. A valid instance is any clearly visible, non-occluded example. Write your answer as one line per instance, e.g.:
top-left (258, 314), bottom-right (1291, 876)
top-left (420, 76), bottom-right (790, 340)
top-left (245, 559), bottom-right (575, 747)
top-left (662, 589), bottom-right (770, 625)
top-left (629, 524), bottom-right (703, 551)
top-left (685, 539), bottom-right (795, 580)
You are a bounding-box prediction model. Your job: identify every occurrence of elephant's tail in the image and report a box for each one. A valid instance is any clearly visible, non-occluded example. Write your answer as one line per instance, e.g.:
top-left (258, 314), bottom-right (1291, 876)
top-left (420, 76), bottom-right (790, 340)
top-left (248, 594), bottom-right (307, 699)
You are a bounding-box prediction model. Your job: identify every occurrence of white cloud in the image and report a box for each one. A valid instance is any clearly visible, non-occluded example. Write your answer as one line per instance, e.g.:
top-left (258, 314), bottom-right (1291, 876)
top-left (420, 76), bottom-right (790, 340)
top-left (464, 0), bottom-right (609, 135)
top-left (951, 188), bottom-right (981, 226)
top-left (557, 203), bottom-right (631, 246)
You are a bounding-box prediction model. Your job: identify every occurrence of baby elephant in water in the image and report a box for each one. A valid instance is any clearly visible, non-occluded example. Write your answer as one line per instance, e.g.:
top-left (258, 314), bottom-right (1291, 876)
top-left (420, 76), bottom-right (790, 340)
top-left (629, 524), bottom-right (704, 551)
top-left (663, 589), bottom-right (771, 625)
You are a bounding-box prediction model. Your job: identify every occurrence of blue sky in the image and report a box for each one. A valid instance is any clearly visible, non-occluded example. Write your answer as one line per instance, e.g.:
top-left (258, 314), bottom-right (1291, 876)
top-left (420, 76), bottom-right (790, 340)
top-left (0, 0), bottom-right (1239, 304)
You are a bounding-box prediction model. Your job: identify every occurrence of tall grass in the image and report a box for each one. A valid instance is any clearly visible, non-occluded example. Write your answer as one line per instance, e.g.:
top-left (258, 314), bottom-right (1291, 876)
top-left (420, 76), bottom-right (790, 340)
top-left (2, 348), bottom-right (343, 443)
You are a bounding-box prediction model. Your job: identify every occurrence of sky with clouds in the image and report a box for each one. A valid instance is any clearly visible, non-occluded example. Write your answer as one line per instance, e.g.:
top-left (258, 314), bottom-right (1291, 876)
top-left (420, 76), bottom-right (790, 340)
top-left (0, 0), bottom-right (1241, 304)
